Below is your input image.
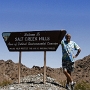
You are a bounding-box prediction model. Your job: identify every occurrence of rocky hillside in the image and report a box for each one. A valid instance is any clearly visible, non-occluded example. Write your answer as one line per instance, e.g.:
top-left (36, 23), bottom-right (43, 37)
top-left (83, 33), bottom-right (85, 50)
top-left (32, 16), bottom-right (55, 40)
top-left (72, 55), bottom-right (90, 83)
top-left (0, 54), bottom-right (90, 84)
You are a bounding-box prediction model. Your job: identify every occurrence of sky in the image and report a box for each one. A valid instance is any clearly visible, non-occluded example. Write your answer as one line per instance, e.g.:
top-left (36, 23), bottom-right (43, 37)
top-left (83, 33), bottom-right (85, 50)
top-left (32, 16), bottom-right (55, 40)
top-left (0, 0), bottom-right (90, 68)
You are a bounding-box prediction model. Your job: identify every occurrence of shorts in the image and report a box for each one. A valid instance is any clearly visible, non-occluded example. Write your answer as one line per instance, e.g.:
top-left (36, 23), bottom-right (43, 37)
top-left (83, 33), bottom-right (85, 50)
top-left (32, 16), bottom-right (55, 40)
top-left (62, 60), bottom-right (74, 72)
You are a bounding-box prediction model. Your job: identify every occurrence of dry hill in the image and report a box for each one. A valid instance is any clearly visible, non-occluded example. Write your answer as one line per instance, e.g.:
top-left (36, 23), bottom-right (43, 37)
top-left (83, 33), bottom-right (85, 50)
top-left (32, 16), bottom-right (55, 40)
top-left (0, 55), bottom-right (90, 84)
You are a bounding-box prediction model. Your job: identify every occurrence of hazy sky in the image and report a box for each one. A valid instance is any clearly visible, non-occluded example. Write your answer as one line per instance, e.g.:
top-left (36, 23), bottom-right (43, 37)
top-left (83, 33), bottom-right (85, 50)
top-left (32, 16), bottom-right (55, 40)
top-left (0, 0), bottom-right (90, 68)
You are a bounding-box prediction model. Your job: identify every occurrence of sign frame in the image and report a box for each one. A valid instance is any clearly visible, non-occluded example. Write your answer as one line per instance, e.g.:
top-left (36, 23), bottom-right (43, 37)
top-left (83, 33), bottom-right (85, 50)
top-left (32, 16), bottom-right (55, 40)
top-left (2, 30), bottom-right (66, 52)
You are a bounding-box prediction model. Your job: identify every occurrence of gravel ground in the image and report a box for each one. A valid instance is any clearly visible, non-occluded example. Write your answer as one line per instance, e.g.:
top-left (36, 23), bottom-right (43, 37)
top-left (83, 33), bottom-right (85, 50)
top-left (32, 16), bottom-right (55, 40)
top-left (0, 74), bottom-right (66, 90)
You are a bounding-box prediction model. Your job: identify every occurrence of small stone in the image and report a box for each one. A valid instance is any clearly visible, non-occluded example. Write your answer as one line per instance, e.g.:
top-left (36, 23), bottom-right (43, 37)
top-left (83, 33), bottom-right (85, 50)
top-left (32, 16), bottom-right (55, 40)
top-left (9, 87), bottom-right (14, 90)
top-left (48, 88), bottom-right (52, 90)
top-left (18, 88), bottom-right (22, 90)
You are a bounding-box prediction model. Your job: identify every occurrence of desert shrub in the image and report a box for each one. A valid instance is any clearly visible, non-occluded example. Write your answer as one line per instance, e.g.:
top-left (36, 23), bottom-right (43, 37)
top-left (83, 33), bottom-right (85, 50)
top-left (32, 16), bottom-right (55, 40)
top-left (0, 79), bottom-right (12, 87)
top-left (60, 80), bottom-right (90, 90)
top-left (59, 80), bottom-right (66, 87)
top-left (74, 81), bottom-right (90, 90)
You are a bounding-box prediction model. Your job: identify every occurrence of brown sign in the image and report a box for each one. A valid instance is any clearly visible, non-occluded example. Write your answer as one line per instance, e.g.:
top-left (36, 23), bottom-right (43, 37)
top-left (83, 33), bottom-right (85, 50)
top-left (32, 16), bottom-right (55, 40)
top-left (2, 30), bottom-right (66, 51)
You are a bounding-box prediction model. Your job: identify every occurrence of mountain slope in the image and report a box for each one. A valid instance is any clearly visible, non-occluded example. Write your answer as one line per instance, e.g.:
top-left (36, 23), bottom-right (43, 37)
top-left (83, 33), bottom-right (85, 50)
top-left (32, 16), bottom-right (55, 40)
top-left (0, 54), bottom-right (90, 84)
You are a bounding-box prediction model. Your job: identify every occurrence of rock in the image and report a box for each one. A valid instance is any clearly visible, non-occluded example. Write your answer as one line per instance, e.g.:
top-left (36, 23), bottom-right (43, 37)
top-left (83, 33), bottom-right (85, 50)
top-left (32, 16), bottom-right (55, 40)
top-left (9, 87), bottom-right (14, 90)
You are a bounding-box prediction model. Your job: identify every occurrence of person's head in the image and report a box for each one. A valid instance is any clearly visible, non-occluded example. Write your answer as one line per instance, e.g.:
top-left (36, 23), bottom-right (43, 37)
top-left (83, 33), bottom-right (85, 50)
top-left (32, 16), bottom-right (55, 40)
top-left (65, 34), bottom-right (71, 43)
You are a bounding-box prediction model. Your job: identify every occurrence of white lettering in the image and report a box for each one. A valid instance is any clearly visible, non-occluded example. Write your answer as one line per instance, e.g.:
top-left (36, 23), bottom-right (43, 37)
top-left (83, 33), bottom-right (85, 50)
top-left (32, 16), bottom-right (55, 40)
top-left (21, 47), bottom-right (28, 50)
top-left (24, 33), bottom-right (35, 36)
top-left (39, 37), bottom-right (50, 41)
top-left (28, 42), bottom-right (46, 45)
top-left (18, 42), bottom-right (27, 45)
top-left (25, 37), bottom-right (37, 41)
top-left (15, 37), bottom-right (24, 41)
top-left (47, 42), bottom-right (58, 45)
top-left (8, 42), bottom-right (13, 45)
top-left (36, 32), bottom-right (40, 36)
top-left (48, 47), bottom-right (55, 50)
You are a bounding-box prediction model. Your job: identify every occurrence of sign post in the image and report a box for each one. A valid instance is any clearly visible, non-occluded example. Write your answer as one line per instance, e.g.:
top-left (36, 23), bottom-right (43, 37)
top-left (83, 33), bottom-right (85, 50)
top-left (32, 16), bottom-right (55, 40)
top-left (2, 30), bottom-right (66, 84)
top-left (43, 51), bottom-right (46, 84)
top-left (18, 51), bottom-right (21, 84)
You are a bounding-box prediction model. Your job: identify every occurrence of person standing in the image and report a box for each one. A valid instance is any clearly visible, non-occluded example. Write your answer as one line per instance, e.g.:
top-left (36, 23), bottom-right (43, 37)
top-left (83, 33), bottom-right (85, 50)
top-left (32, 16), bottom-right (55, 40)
top-left (61, 34), bottom-right (81, 90)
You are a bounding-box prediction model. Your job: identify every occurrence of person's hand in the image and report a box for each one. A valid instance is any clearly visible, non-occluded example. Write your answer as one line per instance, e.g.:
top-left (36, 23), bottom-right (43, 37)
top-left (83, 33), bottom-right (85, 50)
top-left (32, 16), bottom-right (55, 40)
top-left (73, 55), bottom-right (77, 58)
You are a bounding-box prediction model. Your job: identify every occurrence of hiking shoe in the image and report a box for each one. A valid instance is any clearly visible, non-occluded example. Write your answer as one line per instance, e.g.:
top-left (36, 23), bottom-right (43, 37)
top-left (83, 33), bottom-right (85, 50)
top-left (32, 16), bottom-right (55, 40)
top-left (66, 84), bottom-right (71, 90)
top-left (71, 82), bottom-right (76, 90)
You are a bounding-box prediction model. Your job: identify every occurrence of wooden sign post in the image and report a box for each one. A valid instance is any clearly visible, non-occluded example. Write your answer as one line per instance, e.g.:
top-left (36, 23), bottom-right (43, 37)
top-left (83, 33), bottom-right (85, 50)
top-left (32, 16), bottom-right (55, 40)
top-left (43, 51), bottom-right (46, 84)
top-left (18, 51), bottom-right (21, 84)
top-left (2, 30), bottom-right (66, 84)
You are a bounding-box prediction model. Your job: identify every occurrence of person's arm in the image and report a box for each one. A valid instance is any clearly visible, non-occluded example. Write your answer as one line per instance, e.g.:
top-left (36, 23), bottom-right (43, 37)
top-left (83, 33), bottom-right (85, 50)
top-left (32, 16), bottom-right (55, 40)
top-left (74, 48), bottom-right (81, 58)
top-left (73, 42), bottom-right (81, 58)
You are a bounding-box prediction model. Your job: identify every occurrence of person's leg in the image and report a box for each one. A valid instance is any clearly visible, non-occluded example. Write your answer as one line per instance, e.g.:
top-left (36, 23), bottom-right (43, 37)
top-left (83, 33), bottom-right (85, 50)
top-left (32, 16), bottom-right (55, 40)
top-left (63, 68), bottom-right (71, 89)
top-left (67, 70), bottom-right (73, 84)
top-left (63, 69), bottom-right (73, 83)
top-left (67, 76), bottom-right (70, 84)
